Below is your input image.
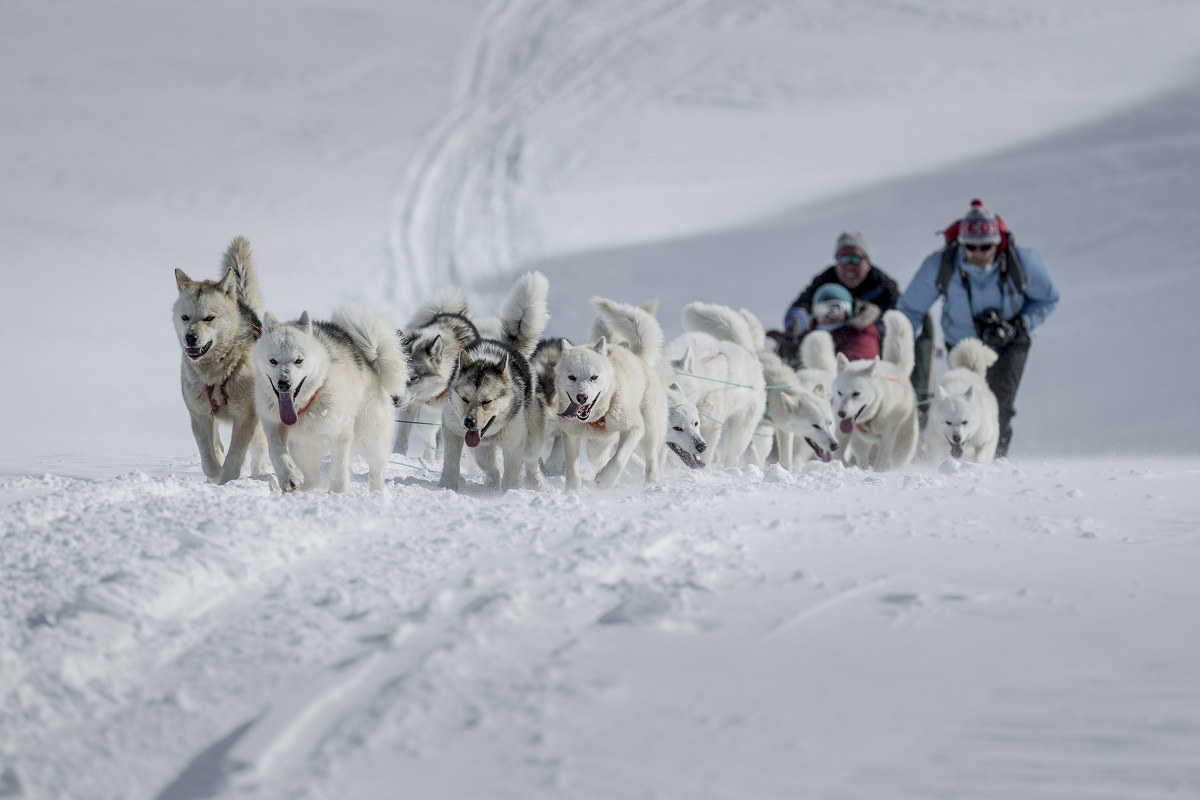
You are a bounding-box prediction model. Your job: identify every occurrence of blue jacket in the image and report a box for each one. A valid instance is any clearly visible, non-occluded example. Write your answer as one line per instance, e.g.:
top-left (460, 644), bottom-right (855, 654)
top-left (897, 244), bottom-right (1060, 347)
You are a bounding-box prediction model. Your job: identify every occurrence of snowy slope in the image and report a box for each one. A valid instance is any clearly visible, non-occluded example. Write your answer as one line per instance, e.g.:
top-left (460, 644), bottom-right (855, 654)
top-left (2, 1), bottom-right (1200, 798)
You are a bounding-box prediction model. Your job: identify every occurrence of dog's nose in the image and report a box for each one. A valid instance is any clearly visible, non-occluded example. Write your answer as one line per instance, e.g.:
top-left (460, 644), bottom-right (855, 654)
top-left (185, 332), bottom-right (198, 346)
top-left (837, 409), bottom-right (847, 418)
top-left (951, 434), bottom-right (962, 444)
top-left (463, 415), bottom-right (477, 430)
top-left (277, 378), bottom-right (291, 392)
top-left (830, 441), bottom-right (839, 451)
top-left (575, 393), bottom-right (589, 404)
top-left (694, 440), bottom-right (707, 453)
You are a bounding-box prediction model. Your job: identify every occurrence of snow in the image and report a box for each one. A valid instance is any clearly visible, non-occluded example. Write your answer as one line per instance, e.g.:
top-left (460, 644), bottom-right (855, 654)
top-left (3, 1), bottom-right (1200, 798)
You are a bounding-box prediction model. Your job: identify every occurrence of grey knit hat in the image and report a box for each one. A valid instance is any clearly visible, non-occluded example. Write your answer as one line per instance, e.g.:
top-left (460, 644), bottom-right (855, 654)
top-left (958, 199), bottom-right (1002, 245)
top-left (834, 231), bottom-right (870, 259)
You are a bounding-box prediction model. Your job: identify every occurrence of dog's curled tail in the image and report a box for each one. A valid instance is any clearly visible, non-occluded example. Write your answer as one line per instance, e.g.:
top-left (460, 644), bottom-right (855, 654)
top-left (881, 310), bottom-right (916, 379)
top-left (681, 301), bottom-right (756, 353)
top-left (738, 308), bottom-right (768, 353)
top-left (221, 236), bottom-right (264, 319)
top-left (332, 305), bottom-right (410, 398)
top-left (499, 271), bottom-right (549, 359)
top-left (591, 297), bottom-right (664, 359)
top-left (948, 337), bottom-right (999, 376)
top-left (405, 285), bottom-right (470, 331)
top-left (799, 330), bottom-right (838, 374)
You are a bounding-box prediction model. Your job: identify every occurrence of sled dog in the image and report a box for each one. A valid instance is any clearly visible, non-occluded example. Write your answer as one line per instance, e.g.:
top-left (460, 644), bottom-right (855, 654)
top-left (731, 309), bottom-right (838, 470)
top-left (394, 287), bottom-right (479, 458)
top-left (923, 338), bottom-right (1000, 463)
top-left (173, 236), bottom-right (268, 484)
top-left (665, 383), bottom-right (707, 469)
top-left (253, 306), bottom-right (407, 492)
top-left (555, 297), bottom-right (668, 490)
top-left (439, 272), bottom-right (549, 492)
top-left (531, 337), bottom-right (569, 476)
top-left (671, 302), bottom-right (767, 468)
top-left (831, 310), bottom-right (919, 471)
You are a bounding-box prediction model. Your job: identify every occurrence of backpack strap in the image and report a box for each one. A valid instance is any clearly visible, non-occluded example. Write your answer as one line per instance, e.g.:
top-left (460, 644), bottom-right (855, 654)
top-left (935, 244), bottom-right (957, 296)
top-left (1003, 236), bottom-right (1027, 293)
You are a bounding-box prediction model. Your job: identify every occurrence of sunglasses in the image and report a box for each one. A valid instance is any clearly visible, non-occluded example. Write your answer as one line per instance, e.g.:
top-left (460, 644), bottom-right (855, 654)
top-left (837, 254), bottom-right (865, 266)
top-left (962, 243), bottom-right (996, 252)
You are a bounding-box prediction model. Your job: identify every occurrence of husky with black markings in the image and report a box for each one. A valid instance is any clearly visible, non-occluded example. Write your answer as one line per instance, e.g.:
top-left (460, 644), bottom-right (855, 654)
top-left (394, 286), bottom-right (480, 459)
top-left (253, 306), bottom-right (407, 492)
top-left (555, 297), bottom-right (667, 491)
top-left (439, 272), bottom-right (549, 492)
top-left (173, 236), bottom-right (268, 484)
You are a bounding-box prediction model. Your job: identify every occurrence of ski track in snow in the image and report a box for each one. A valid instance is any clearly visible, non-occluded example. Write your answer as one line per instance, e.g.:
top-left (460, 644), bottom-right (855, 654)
top-left (3, 459), bottom-right (1199, 798)
top-left (388, 0), bottom-right (713, 311)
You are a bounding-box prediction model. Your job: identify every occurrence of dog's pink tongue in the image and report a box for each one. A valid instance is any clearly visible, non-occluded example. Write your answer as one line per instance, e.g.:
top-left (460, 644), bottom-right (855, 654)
top-left (558, 401), bottom-right (583, 420)
top-left (950, 442), bottom-right (964, 459)
top-left (839, 418), bottom-right (854, 434)
top-left (465, 430), bottom-right (481, 448)
top-left (819, 449), bottom-right (833, 463)
top-left (278, 391), bottom-right (298, 426)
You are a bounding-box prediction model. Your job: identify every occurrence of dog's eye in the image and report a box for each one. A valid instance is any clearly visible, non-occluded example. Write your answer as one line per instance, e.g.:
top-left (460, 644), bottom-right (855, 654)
top-left (945, 421), bottom-right (952, 426)
top-left (203, 315), bottom-right (215, 323)
top-left (181, 315), bottom-right (190, 322)
top-left (812, 424), bottom-right (821, 430)
top-left (269, 359), bottom-right (278, 366)
top-left (851, 391), bottom-right (860, 398)
top-left (481, 399), bottom-right (492, 407)
top-left (673, 426), bottom-right (683, 432)
top-left (294, 358), bottom-right (303, 365)
top-left (589, 376), bottom-right (598, 382)
top-left (567, 375), bottom-right (576, 381)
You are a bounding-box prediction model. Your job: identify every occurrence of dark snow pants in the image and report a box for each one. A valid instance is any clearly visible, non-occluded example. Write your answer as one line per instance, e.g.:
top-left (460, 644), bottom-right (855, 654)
top-left (985, 326), bottom-right (1031, 459)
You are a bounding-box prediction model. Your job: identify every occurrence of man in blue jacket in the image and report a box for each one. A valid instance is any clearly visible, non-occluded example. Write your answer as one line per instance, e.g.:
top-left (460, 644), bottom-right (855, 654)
top-left (897, 200), bottom-right (1060, 458)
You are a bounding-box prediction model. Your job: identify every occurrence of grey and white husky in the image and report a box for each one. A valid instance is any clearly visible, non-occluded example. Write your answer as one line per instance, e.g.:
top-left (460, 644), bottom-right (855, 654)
top-left (172, 236), bottom-right (268, 484)
top-left (394, 286), bottom-right (480, 458)
top-left (253, 306), bottom-right (407, 492)
top-left (439, 272), bottom-right (550, 492)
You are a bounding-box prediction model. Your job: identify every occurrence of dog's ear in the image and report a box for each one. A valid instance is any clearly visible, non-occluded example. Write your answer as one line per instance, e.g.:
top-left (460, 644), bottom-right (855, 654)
top-left (668, 382), bottom-right (682, 393)
top-left (174, 268), bottom-right (193, 291)
top-left (428, 334), bottom-right (444, 363)
top-left (811, 383), bottom-right (825, 399)
top-left (298, 311), bottom-right (313, 334)
top-left (560, 338), bottom-right (573, 352)
top-left (498, 352), bottom-right (511, 381)
top-left (679, 346), bottom-right (694, 373)
top-left (864, 358), bottom-right (879, 377)
top-left (963, 385), bottom-right (974, 400)
top-left (936, 385), bottom-right (947, 400)
top-left (398, 330), bottom-right (412, 351)
top-left (593, 336), bottom-right (608, 355)
top-left (458, 349), bottom-right (474, 371)
top-left (836, 352), bottom-right (850, 371)
top-left (642, 299), bottom-right (659, 317)
top-left (779, 392), bottom-right (797, 413)
top-left (216, 268), bottom-right (236, 297)
top-left (262, 312), bottom-right (279, 333)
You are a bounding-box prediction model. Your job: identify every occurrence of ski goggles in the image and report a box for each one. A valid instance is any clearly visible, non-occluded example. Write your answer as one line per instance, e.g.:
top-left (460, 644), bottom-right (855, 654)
top-left (836, 253), bottom-right (865, 266)
top-left (813, 299), bottom-right (850, 323)
top-left (962, 243), bottom-right (997, 252)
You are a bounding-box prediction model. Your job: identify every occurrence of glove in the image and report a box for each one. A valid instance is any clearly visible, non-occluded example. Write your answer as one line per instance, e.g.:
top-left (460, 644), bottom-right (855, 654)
top-left (784, 307), bottom-right (811, 334)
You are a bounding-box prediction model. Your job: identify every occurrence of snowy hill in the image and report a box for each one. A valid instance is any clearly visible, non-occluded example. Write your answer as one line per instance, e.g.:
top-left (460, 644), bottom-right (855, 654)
top-left (2, 1), bottom-right (1200, 798)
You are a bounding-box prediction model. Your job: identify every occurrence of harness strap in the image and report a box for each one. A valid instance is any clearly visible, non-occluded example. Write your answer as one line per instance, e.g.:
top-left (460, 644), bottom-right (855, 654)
top-left (206, 380), bottom-right (229, 413)
top-left (588, 416), bottom-right (607, 430)
top-left (297, 387), bottom-right (321, 417)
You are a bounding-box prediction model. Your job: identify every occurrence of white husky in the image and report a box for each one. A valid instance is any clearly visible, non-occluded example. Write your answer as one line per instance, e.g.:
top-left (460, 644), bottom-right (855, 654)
top-left (253, 307), bottom-right (407, 492)
top-left (555, 298), bottom-right (668, 491)
top-left (733, 309), bottom-right (839, 471)
top-left (172, 236), bottom-right (268, 484)
top-left (672, 302), bottom-right (767, 468)
top-left (831, 310), bottom-right (919, 471)
top-left (923, 338), bottom-right (1000, 463)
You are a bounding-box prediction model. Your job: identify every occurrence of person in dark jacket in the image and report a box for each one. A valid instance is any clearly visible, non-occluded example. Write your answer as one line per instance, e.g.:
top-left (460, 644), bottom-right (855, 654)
top-left (779, 231), bottom-right (935, 411)
top-left (897, 200), bottom-right (1060, 458)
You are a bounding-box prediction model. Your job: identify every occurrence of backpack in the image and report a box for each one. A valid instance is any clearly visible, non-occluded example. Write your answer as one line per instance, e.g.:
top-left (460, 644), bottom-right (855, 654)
top-left (935, 208), bottom-right (1028, 297)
